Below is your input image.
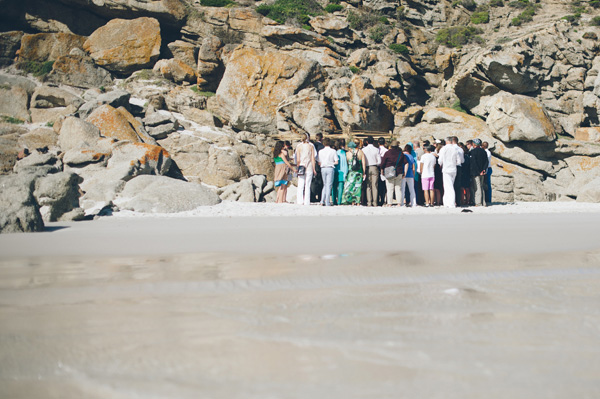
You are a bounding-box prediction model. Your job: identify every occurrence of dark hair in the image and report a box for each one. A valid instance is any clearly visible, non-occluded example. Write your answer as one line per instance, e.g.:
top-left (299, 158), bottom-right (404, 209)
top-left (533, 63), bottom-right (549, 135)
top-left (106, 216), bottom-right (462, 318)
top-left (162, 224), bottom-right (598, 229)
top-left (284, 140), bottom-right (291, 147)
top-left (366, 136), bottom-right (374, 144)
top-left (339, 138), bottom-right (346, 148)
top-left (466, 139), bottom-right (474, 146)
top-left (428, 145), bottom-right (436, 152)
top-left (404, 144), bottom-right (413, 152)
top-left (316, 133), bottom-right (323, 140)
top-left (323, 138), bottom-right (331, 147)
top-left (423, 140), bottom-right (430, 147)
top-left (273, 141), bottom-right (284, 158)
top-left (377, 137), bottom-right (386, 146)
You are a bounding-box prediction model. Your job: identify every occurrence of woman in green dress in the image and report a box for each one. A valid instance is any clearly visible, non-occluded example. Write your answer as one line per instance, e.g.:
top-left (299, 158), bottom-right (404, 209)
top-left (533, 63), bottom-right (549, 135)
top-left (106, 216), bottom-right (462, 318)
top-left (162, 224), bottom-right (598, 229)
top-left (341, 138), bottom-right (367, 205)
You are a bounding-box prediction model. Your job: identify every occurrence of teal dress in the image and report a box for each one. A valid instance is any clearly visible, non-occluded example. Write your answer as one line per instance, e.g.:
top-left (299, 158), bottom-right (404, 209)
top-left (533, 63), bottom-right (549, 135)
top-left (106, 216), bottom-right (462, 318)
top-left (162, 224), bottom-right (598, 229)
top-left (341, 151), bottom-right (363, 205)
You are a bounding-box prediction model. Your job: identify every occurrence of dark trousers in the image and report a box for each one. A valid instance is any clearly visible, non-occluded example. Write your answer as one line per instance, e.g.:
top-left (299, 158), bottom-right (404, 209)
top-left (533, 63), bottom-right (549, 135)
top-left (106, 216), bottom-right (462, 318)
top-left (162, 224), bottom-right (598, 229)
top-left (310, 164), bottom-right (322, 203)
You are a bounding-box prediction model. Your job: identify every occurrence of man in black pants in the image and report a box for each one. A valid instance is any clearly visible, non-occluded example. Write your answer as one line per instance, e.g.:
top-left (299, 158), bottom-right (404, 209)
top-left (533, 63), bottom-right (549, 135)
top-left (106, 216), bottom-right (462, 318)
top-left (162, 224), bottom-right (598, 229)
top-left (470, 139), bottom-right (488, 207)
top-left (377, 137), bottom-right (387, 206)
top-left (310, 133), bottom-right (324, 203)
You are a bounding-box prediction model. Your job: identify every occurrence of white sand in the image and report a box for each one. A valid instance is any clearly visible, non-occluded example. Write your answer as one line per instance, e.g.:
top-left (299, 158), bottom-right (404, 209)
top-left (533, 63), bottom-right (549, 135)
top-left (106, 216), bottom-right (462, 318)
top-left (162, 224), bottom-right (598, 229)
top-left (1, 202), bottom-right (600, 399)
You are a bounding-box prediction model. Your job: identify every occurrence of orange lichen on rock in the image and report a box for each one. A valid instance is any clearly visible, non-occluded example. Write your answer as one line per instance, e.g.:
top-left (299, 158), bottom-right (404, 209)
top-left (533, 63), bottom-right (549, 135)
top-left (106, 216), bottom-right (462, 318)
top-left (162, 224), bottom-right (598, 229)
top-left (86, 104), bottom-right (142, 143)
top-left (18, 32), bottom-right (86, 62)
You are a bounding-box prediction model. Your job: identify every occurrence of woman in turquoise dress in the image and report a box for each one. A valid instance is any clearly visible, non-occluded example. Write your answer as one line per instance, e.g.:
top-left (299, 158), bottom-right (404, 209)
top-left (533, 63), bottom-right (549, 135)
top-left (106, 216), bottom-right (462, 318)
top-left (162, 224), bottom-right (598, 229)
top-left (332, 139), bottom-right (348, 205)
top-left (341, 139), bottom-right (366, 206)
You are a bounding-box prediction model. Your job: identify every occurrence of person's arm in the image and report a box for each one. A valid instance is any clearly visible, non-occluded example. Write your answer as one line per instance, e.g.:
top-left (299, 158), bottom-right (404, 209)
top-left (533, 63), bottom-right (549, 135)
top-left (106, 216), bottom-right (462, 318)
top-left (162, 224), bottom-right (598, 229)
top-left (311, 146), bottom-right (316, 174)
top-left (419, 158), bottom-right (423, 175)
top-left (281, 149), bottom-right (295, 171)
top-left (333, 151), bottom-right (339, 166)
top-left (358, 150), bottom-right (366, 178)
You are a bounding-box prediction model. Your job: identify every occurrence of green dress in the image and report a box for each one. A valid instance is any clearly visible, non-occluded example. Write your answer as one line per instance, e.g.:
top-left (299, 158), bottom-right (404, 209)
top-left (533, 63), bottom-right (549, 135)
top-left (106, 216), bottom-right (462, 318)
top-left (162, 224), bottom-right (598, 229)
top-left (341, 151), bottom-right (363, 205)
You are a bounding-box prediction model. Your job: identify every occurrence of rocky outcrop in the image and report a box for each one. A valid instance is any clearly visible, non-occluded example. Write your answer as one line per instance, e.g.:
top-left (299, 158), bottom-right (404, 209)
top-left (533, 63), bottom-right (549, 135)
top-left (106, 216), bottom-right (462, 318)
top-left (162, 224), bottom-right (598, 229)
top-left (276, 88), bottom-right (337, 136)
top-left (114, 175), bottom-right (221, 213)
top-left (83, 17), bottom-right (161, 74)
top-left (0, 173), bottom-right (44, 233)
top-left (18, 32), bottom-right (86, 62)
top-left (33, 171), bottom-right (82, 222)
top-left (47, 51), bottom-right (113, 89)
top-left (211, 47), bottom-right (325, 134)
top-left (577, 177), bottom-right (600, 203)
top-left (86, 105), bottom-right (144, 143)
top-left (153, 58), bottom-right (196, 84)
top-left (326, 75), bottom-right (393, 132)
top-left (484, 92), bottom-right (556, 142)
top-left (0, 31), bottom-right (23, 66)
top-left (217, 175), bottom-right (274, 203)
top-left (0, 85), bottom-right (30, 122)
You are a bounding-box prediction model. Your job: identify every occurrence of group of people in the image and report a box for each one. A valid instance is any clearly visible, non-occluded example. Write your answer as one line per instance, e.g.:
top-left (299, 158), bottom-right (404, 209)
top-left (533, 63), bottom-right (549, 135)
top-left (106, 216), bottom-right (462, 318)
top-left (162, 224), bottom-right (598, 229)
top-left (272, 133), bottom-right (493, 208)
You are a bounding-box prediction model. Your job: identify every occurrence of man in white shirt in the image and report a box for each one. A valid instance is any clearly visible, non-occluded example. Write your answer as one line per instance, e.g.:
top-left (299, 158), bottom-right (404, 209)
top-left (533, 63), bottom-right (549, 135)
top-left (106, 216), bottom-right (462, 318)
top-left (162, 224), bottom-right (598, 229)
top-left (318, 138), bottom-right (339, 206)
top-left (362, 136), bottom-right (382, 207)
top-left (437, 136), bottom-right (459, 208)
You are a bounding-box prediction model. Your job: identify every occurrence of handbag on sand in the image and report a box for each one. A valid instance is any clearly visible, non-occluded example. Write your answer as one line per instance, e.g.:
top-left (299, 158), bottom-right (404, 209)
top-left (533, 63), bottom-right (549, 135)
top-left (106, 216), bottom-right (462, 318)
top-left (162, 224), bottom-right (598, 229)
top-left (383, 152), bottom-right (402, 179)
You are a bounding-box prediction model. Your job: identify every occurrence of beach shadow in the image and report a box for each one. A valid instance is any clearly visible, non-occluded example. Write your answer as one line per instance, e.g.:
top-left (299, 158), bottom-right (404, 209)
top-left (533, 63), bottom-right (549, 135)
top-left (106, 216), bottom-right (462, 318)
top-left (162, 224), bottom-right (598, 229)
top-left (44, 226), bottom-right (69, 233)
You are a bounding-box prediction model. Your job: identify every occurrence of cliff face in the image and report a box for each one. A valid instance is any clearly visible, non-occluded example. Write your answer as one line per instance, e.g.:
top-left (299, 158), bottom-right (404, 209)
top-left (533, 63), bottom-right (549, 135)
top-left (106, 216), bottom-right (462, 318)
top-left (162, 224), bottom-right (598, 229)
top-left (1, 0), bottom-right (600, 222)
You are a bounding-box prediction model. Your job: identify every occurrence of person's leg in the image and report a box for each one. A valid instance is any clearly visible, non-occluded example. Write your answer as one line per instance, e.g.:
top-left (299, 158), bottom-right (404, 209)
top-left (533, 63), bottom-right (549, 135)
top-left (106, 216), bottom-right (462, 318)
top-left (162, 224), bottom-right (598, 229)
top-left (485, 167), bottom-right (492, 204)
top-left (407, 177), bottom-right (416, 206)
top-left (371, 167), bottom-right (379, 206)
top-left (304, 171), bottom-right (313, 206)
top-left (476, 175), bottom-right (486, 206)
top-left (337, 180), bottom-right (345, 205)
top-left (442, 172), bottom-right (456, 208)
top-left (281, 185), bottom-right (288, 203)
top-left (322, 168), bottom-right (334, 206)
top-left (400, 177), bottom-right (407, 206)
top-left (296, 175), bottom-right (306, 205)
top-left (385, 178), bottom-right (394, 206)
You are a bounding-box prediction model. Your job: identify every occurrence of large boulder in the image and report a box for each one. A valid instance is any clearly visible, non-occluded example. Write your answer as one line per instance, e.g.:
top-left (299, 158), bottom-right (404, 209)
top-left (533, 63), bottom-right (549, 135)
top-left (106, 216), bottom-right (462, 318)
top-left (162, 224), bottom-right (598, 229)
top-left (86, 104), bottom-right (144, 143)
top-left (13, 150), bottom-right (62, 175)
top-left (577, 177), bottom-right (600, 203)
top-left (106, 141), bottom-right (173, 178)
top-left (484, 92), bottom-right (556, 142)
top-left (58, 116), bottom-right (102, 151)
top-left (18, 127), bottom-right (58, 150)
top-left (211, 47), bottom-right (325, 134)
top-left (83, 17), bottom-right (162, 74)
top-left (167, 40), bottom-right (198, 69)
top-left (47, 52), bottom-right (113, 89)
top-left (114, 175), bottom-right (220, 213)
top-left (276, 88), bottom-right (337, 136)
top-left (153, 58), bottom-right (196, 84)
top-left (33, 171), bottom-right (82, 222)
top-left (217, 175), bottom-right (273, 202)
top-left (0, 31), bottom-right (24, 66)
top-left (18, 32), bottom-right (86, 62)
top-left (0, 173), bottom-right (44, 233)
top-left (0, 86), bottom-right (30, 122)
top-left (479, 50), bottom-right (539, 94)
top-left (453, 74), bottom-right (500, 112)
top-left (325, 75), bottom-right (394, 132)
top-left (31, 86), bottom-right (84, 109)
top-left (575, 127), bottom-right (600, 143)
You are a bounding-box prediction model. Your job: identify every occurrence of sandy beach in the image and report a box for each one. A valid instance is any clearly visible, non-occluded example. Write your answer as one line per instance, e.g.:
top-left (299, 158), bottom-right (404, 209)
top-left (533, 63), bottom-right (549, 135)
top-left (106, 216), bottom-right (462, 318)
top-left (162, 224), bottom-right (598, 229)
top-left (1, 202), bottom-right (600, 398)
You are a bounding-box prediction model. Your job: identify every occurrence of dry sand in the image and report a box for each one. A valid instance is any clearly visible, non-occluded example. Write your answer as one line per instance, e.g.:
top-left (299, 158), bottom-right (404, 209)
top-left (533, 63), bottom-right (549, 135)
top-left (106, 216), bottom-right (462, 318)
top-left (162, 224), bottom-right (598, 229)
top-left (1, 202), bottom-right (599, 398)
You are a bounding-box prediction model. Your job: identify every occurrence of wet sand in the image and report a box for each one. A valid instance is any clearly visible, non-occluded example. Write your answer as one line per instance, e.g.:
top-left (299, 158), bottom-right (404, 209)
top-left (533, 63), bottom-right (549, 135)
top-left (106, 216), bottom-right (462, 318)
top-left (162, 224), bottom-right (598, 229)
top-left (1, 212), bottom-right (600, 398)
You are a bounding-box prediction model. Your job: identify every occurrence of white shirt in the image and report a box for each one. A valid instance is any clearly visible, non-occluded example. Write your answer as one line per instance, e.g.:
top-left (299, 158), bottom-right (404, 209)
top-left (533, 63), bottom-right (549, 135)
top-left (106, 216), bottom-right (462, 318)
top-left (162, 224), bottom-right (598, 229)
top-left (453, 143), bottom-right (464, 165)
top-left (420, 153), bottom-right (436, 178)
top-left (362, 144), bottom-right (381, 167)
top-left (485, 149), bottom-right (492, 169)
top-left (318, 146), bottom-right (339, 168)
top-left (438, 144), bottom-right (459, 173)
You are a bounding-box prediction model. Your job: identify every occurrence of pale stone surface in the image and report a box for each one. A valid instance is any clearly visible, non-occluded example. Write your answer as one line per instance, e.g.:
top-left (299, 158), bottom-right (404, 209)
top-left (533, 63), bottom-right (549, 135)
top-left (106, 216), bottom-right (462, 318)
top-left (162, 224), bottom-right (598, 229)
top-left (84, 18), bottom-right (161, 74)
top-left (577, 177), bottom-right (600, 203)
top-left (0, 173), bottom-right (44, 233)
top-left (34, 171), bottom-right (81, 222)
top-left (114, 175), bottom-right (221, 213)
top-left (18, 32), bottom-right (86, 62)
top-left (86, 105), bottom-right (143, 143)
top-left (211, 47), bottom-right (324, 134)
top-left (153, 59), bottom-right (196, 84)
top-left (485, 93), bottom-right (556, 142)
top-left (47, 53), bottom-right (113, 89)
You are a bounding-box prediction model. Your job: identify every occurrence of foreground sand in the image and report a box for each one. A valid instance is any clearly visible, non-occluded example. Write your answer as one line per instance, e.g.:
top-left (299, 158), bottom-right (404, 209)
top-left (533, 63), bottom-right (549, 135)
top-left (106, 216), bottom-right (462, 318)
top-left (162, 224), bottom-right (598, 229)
top-left (1, 203), bottom-right (600, 398)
